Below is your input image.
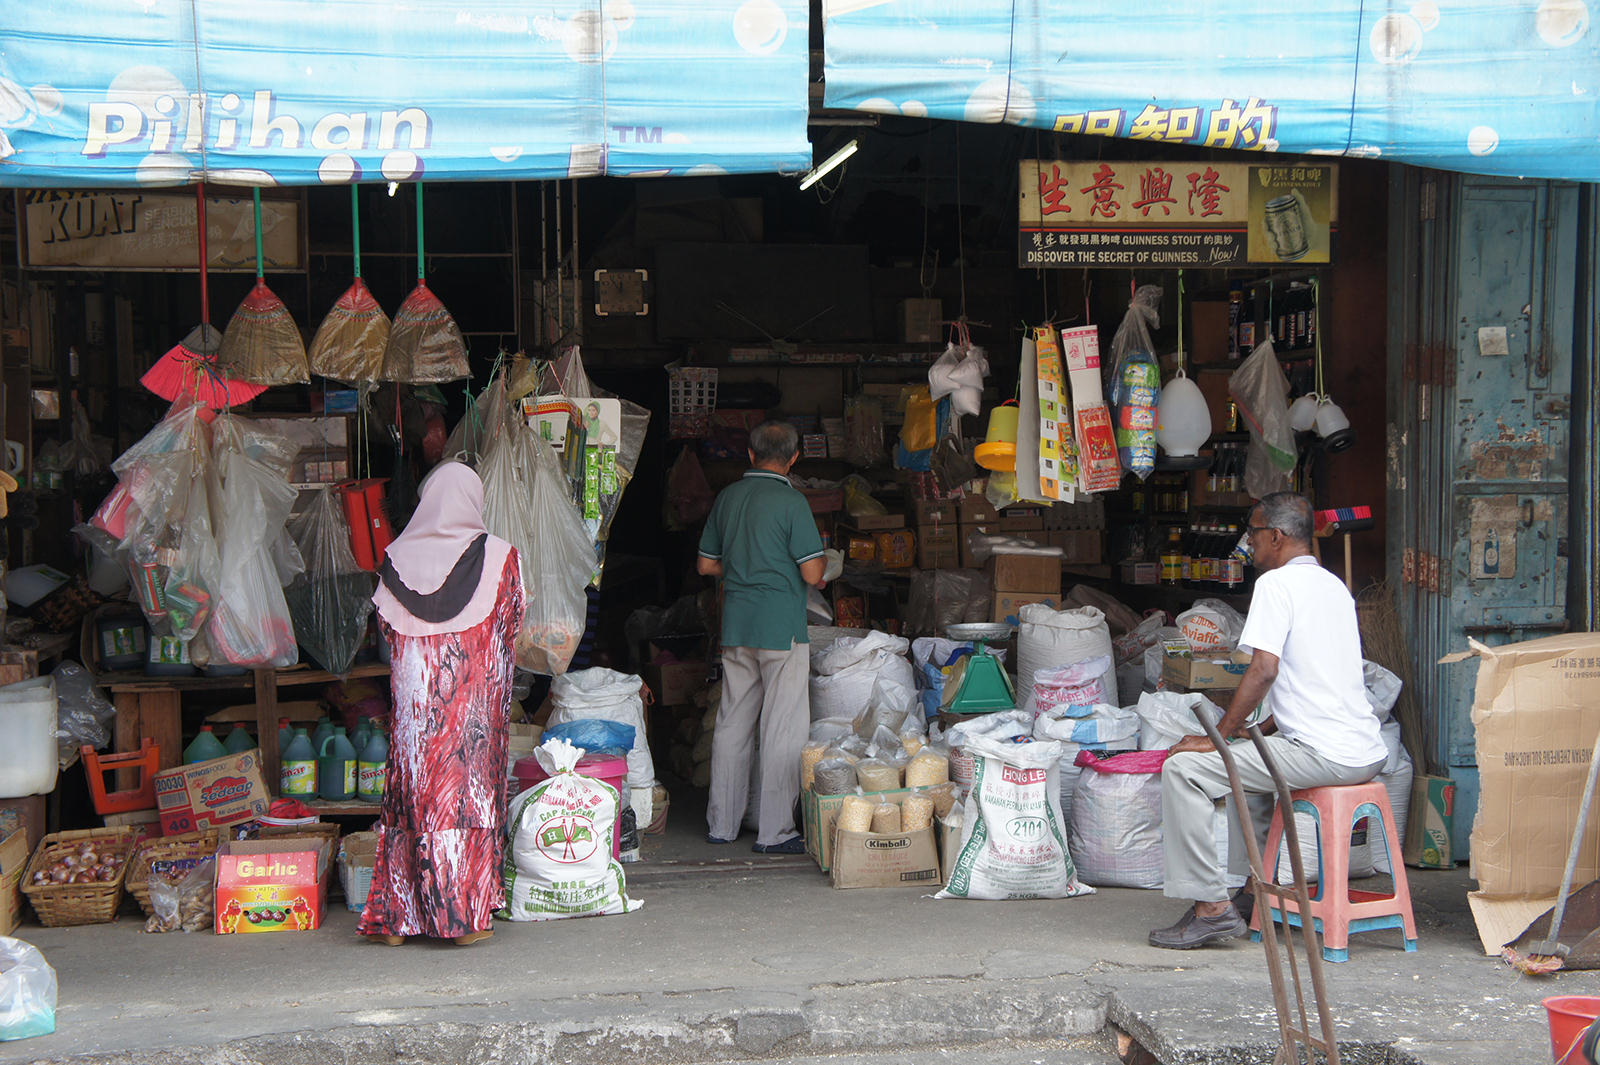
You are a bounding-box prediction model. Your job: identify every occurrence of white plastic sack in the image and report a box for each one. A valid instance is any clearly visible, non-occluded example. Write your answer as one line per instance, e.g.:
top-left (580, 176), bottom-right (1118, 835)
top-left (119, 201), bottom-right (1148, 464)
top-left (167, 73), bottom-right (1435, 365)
top-left (548, 668), bottom-right (657, 790)
top-left (1175, 598), bottom-right (1246, 654)
top-left (0, 938), bottom-right (55, 1040)
top-left (1112, 612), bottom-right (1168, 664)
top-left (1372, 719), bottom-right (1414, 875)
top-left (1016, 605), bottom-right (1115, 715)
top-left (1034, 702), bottom-right (1140, 747)
top-left (1363, 660), bottom-right (1403, 721)
top-left (1070, 751), bottom-right (1167, 889)
top-left (936, 734), bottom-right (1091, 901)
top-left (1134, 690), bottom-right (1225, 752)
top-left (1025, 657), bottom-right (1113, 715)
top-left (928, 340), bottom-right (989, 417)
top-left (501, 739), bottom-right (642, 922)
top-left (1142, 626), bottom-right (1182, 690)
top-left (809, 631), bottom-right (914, 722)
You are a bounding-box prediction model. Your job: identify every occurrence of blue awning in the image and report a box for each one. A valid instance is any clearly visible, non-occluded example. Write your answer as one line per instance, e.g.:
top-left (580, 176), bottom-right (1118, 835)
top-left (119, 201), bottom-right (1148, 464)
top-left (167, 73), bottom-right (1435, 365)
top-left (823, 0), bottom-right (1600, 182)
top-left (0, 0), bottom-right (810, 188)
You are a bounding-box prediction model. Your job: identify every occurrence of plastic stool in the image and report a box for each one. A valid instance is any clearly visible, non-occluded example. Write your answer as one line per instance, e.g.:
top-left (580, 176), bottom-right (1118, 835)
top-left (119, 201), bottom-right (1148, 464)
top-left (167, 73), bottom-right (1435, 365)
top-left (80, 739), bottom-right (160, 815)
top-left (1250, 780), bottom-right (1418, 962)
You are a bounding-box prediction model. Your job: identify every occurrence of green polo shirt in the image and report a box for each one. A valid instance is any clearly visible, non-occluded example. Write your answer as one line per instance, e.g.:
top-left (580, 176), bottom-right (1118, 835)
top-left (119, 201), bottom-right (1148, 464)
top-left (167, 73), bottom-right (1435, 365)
top-left (698, 469), bottom-right (824, 650)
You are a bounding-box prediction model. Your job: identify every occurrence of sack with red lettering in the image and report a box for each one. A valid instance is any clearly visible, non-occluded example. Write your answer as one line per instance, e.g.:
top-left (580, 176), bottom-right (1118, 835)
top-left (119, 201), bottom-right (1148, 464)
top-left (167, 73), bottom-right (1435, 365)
top-left (936, 734), bottom-right (1092, 901)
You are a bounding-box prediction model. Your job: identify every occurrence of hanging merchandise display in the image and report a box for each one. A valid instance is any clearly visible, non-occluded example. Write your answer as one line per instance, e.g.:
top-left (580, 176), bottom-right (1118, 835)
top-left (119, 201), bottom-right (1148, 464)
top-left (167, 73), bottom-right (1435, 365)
top-left (309, 187), bottom-right (390, 383)
top-left (974, 403), bottom-right (1019, 473)
top-left (1033, 326), bottom-right (1081, 501)
top-left (217, 189), bottom-right (310, 387)
top-left (1009, 330), bottom-right (1045, 507)
top-left (1107, 285), bottom-right (1164, 480)
top-left (1228, 335), bottom-right (1297, 499)
top-left (382, 184), bottom-right (470, 384)
top-left (1058, 325), bottom-right (1121, 493)
top-left (1155, 274), bottom-right (1211, 460)
top-left (551, 347), bottom-right (652, 561)
top-left (284, 488), bottom-right (376, 675)
top-left (1306, 281), bottom-right (1355, 454)
top-left (928, 325), bottom-right (988, 417)
top-left (481, 418), bottom-right (597, 675)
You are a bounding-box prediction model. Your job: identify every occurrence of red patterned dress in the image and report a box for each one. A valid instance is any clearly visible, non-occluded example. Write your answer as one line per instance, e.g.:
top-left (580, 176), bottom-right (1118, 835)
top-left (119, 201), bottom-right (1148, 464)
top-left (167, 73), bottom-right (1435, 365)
top-left (358, 551), bottom-right (524, 938)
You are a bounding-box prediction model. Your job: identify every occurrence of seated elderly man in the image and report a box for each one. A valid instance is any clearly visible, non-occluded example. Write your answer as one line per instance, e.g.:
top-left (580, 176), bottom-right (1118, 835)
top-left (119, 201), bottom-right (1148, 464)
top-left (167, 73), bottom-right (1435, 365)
top-left (1149, 492), bottom-right (1388, 950)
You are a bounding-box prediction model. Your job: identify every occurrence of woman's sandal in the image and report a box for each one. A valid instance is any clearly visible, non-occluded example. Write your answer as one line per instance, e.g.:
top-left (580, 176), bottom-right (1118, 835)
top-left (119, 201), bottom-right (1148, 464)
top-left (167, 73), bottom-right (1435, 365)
top-left (453, 929), bottom-right (493, 946)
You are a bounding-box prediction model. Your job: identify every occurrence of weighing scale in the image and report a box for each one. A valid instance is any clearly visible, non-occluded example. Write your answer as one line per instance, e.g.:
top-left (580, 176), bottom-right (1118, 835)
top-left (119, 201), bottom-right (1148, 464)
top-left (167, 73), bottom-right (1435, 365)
top-left (941, 623), bottom-right (1017, 714)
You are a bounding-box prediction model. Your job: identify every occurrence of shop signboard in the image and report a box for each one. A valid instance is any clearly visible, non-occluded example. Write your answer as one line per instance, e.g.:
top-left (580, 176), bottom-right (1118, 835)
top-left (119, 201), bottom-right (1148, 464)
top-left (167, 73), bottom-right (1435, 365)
top-left (1017, 160), bottom-right (1339, 269)
top-left (0, 0), bottom-right (810, 187)
top-left (20, 190), bottom-right (302, 272)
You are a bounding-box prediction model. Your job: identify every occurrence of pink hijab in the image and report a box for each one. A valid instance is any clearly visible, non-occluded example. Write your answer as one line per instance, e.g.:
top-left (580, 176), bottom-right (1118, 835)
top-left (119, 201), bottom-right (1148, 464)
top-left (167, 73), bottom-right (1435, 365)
top-left (372, 462), bottom-right (516, 637)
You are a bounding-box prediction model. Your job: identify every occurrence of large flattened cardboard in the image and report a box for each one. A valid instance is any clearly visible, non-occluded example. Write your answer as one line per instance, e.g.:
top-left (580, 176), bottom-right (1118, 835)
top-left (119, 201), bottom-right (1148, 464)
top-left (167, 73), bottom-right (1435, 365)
top-left (1441, 632), bottom-right (1600, 953)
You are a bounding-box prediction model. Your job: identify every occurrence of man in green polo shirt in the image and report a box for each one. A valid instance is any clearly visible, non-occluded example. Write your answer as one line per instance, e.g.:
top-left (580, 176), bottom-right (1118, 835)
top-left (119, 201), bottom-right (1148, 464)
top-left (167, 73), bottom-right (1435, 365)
top-left (697, 421), bottom-right (826, 854)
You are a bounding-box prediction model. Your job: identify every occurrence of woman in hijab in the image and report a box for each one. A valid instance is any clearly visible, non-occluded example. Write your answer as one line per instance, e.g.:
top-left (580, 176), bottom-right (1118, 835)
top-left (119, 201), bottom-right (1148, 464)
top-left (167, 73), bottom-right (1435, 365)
top-left (358, 462), bottom-right (523, 946)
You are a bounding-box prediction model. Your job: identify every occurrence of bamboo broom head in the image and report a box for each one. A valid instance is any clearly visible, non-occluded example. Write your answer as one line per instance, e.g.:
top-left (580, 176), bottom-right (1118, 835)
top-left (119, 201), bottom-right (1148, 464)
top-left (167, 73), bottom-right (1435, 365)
top-left (310, 278), bottom-right (390, 383)
top-left (217, 279), bottom-right (310, 385)
top-left (381, 280), bottom-right (469, 383)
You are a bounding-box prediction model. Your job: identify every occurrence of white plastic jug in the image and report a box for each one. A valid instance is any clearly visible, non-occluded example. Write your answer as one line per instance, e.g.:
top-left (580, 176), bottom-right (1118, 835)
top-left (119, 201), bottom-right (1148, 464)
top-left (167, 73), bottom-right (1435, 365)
top-left (0, 676), bottom-right (58, 798)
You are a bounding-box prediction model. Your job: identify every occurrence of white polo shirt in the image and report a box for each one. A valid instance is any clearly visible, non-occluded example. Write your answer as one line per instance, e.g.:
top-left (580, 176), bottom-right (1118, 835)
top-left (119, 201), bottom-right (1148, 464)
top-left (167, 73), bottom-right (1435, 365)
top-left (1238, 555), bottom-right (1387, 768)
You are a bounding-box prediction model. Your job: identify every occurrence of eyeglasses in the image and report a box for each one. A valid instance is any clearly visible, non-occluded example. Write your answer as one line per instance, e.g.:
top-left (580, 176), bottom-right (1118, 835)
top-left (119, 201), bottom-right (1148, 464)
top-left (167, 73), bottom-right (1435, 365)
top-left (1247, 524), bottom-right (1278, 538)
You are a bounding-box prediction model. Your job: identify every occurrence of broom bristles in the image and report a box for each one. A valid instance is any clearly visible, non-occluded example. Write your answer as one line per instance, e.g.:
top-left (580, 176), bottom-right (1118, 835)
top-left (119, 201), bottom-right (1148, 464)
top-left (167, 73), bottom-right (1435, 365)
top-left (218, 280), bottom-right (310, 386)
top-left (310, 280), bottom-right (390, 383)
top-left (382, 281), bottom-right (468, 383)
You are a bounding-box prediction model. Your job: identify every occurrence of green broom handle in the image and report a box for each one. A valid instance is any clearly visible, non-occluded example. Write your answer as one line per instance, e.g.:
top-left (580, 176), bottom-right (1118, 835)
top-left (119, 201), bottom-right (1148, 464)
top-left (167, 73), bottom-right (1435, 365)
top-left (351, 185), bottom-right (362, 280)
top-left (415, 183), bottom-right (425, 282)
top-left (252, 187), bottom-right (264, 281)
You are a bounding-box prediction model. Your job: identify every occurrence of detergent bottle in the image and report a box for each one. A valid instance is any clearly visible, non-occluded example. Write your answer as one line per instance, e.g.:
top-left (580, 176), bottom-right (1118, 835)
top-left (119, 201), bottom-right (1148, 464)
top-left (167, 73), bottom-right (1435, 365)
top-left (357, 725), bottom-right (389, 803)
top-left (318, 727), bottom-right (357, 801)
top-left (182, 725), bottom-right (227, 764)
top-left (223, 723), bottom-right (256, 753)
top-left (280, 728), bottom-right (317, 795)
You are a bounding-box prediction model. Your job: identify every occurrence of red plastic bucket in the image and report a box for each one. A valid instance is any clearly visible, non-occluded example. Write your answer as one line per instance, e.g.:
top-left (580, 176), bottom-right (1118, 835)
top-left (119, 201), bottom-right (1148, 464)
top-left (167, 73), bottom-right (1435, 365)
top-left (1545, 996), bottom-right (1600, 1063)
top-left (513, 753), bottom-right (629, 860)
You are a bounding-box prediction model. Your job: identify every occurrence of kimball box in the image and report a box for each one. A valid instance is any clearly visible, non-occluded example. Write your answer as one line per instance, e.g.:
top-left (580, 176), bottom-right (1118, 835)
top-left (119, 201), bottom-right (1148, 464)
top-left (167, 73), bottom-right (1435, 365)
top-left (153, 752), bottom-right (272, 836)
top-left (214, 840), bottom-right (331, 934)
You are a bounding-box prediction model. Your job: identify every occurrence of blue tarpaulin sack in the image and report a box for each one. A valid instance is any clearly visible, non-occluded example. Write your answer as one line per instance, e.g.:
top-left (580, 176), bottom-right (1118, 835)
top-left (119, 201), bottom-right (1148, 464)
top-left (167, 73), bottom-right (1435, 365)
top-left (543, 719), bottom-right (636, 758)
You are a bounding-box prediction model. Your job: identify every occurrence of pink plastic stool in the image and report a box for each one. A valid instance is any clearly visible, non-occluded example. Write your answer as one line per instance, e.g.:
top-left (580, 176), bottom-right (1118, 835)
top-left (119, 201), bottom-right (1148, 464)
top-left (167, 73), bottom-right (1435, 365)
top-left (1249, 780), bottom-right (1419, 962)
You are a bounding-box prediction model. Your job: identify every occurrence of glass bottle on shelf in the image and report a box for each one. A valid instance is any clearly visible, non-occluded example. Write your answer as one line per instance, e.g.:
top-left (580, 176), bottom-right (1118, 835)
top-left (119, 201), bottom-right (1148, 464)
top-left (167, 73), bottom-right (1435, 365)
top-left (1227, 288), bottom-right (1244, 361)
top-left (1160, 528), bottom-right (1184, 585)
top-left (1238, 289), bottom-right (1257, 354)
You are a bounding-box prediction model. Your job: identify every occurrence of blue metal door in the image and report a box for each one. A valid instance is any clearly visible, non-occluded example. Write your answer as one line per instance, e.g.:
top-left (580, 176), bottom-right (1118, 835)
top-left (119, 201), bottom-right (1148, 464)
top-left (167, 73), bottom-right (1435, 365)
top-left (1388, 171), bottom-right (1580, 855)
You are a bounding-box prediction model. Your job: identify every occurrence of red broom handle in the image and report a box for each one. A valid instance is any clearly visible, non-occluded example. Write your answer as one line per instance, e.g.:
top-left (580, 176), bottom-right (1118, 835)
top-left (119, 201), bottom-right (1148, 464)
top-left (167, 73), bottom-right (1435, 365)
top-left (195, 182), bottom-right (210, 327)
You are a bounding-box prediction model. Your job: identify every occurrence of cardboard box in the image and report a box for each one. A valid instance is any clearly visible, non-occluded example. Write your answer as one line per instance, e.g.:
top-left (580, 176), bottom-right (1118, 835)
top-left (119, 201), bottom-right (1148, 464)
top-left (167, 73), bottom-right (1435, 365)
top-left (992, 590), bottom-right (1060, 625)
top-left (959, 525), bottom-right (993, 570)
top-left (875, 528), bottom-right (916, 568)
top-left (959, 494), bottom-right (999, 524)
top-left (919, 545), bottom-right (960, 570)
top-left (1162, 652), bottom-right (1248, 692)
top-left (154, 752), bottom-right (271, 836)
top-left (914, 500), bottom-right (961, 526)
top-left (1441, 634), bottom-right (1600, 912)
top-left (847, 513), bottom-right (906, 531)
top-left (831, 826), bottom-right (942, 889)
top-left (0, 824), bottom-right (28, 936)
top-left (1120, 560), bottom-right (1160, 585)
top-left (643, 660), bottom-right (707, 707)
top-left (1403, 774), bottom-right (1455, 870)
top-left (337, 831), bottom-right (378, 913)
top-left (1051, 528), bottom-right (1105, 564)
top-left (901, 298), bottom-right (943, 344)
top-left (214, 839), bottom-right (330, 933)
top-left (802, 785), bottom-right (910, 873)
top-left (997, 505), bottom-right (1046, 532)
top-left (939, 815), bottom-right (962, 886)
top-left (986, 553), bottom-right (1061, 595)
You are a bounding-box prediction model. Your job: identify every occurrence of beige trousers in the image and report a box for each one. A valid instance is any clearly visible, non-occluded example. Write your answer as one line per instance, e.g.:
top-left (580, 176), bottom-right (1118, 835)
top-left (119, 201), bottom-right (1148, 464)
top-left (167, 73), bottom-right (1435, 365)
top-left (1161, 736), bottom-right (1384, 903)
top-left (708, 641), bottom-right (809, 846)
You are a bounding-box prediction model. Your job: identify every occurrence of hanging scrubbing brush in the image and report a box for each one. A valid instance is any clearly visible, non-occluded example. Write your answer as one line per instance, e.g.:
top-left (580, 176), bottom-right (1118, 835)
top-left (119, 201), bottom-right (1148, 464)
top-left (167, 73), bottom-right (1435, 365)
top-left (217, 188), bottom-right (309, 385)
top-left (310, 185), bottom-right (390, 383)
top-left (381, 183), bottom-right (469, 383)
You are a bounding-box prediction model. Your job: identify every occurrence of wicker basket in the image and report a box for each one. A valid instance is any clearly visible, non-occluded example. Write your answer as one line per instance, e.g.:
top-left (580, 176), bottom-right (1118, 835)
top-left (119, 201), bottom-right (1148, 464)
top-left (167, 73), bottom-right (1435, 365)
top-left (127, 830), bottom-right (223, 917)
top-left (22, 827), bottom-right (136, 927)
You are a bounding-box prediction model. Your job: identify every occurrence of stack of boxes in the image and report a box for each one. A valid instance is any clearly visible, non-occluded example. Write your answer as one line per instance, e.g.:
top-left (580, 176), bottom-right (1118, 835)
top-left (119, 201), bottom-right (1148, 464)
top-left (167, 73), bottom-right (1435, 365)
top-left (912, 499), bottom-right (961, 569)
top-left (1041, 495), bottom-right (1106, 566)
top-left (985, 549), bottom-right (1062, 623)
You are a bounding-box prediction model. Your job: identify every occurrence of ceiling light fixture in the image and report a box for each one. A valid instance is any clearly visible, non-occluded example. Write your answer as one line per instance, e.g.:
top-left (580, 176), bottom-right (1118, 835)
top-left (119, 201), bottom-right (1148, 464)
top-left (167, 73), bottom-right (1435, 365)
top-left (798, 139), bottom-right (859, 191)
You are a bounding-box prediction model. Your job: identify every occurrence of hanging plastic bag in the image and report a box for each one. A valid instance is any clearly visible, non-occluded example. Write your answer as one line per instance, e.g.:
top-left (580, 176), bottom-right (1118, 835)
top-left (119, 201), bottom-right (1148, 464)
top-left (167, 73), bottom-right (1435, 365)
top-left (844, 395), bottom-right (884, 468)
top-left (1107, 286), bottom-right (1164, 481)
top-left (442, 372), bottom-right (512, 468)
top-left (663, 447), bottom-right (714, 530)
top-left (899, 387), bottom-right (939, 453)
top-left (841, 474), bottom-right (887, 518)
top-left (928, 333), bottom-right (988, 417)
top-left (482, 421), bottom-right (596, 675)
top-left (207, 448), bottom-right (300, 667)
top-left (1229, 338), bottom-right (1296, 498)
top-left (284, 488), bottom-right (376, 675)
top-left (51, 662), bottom-right (115, 767)
top-left (0, 938), bottom-right (56, 1040)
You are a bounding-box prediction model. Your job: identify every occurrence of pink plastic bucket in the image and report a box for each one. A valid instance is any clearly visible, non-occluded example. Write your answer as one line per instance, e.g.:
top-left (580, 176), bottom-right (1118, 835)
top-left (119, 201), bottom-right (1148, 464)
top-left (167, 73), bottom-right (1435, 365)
top-left (513, 753), bottom-right (629, 860)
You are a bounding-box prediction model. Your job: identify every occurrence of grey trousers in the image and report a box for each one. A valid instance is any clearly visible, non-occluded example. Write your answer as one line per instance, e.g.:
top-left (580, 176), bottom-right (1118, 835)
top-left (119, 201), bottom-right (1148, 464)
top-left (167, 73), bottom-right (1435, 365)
top-left (708, 642), bottom-right (809, 846)
top-left (1162, 736), bottom-right (1384, 903)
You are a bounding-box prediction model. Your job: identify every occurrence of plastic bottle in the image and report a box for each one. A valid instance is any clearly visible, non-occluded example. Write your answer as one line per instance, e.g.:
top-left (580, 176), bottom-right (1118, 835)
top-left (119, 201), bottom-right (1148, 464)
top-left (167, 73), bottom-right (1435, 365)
top-left (277, 717), bottom-right (294, 753)
top-left (183, 725), bottom-right (228, 764)
top-left (352, 716), bottom-right (371, 753)
top-left (318, 727), bottom-right (358, 801)
top-left (281, 728), bottom-right (317, 796)
top-left (310, 716), bottom-right (334, 756)
top-left (223, 723), bottom-right (256, 754)
top-left (358, 726), bottom-right (389, 803)
top-left (1159, 528), bottom-right (1184, 585)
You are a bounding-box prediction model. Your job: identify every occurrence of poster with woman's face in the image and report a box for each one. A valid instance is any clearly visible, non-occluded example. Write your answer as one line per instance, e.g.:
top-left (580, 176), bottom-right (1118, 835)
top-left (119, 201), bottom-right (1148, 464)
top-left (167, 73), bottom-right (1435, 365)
top-left (581, 398), bottom-right (622, 448)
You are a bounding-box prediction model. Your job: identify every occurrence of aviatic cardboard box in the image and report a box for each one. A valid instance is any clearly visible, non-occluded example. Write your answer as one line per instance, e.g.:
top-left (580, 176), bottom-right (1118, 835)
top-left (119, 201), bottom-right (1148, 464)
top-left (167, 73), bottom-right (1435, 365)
top-left (215, 839), bottom-right (331, 933)
top-left (1440, 633), bottom-right (1600, 953)
top-left (153, 751), bottom-right (271, 836)
top-left (1163, 650), bottom-right (1249, 692)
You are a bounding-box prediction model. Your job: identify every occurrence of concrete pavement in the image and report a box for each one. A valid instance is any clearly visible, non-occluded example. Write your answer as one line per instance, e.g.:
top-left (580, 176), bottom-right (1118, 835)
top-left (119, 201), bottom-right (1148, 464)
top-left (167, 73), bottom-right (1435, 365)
top-left (7, 826), bottom-right (1584, 1064)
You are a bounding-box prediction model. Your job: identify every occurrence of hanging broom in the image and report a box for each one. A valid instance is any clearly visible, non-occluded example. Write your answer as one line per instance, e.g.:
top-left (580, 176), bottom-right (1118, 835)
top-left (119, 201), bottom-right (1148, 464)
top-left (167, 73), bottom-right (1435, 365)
top-left (382, 182), bottom-right (469, 384)
top-left (309, 185), bottom-right (389, 383)
top-left (217, 187), bottom-right (309, 386)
